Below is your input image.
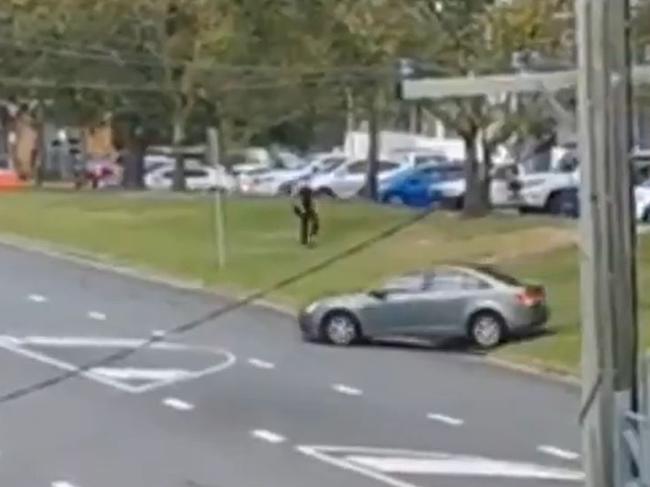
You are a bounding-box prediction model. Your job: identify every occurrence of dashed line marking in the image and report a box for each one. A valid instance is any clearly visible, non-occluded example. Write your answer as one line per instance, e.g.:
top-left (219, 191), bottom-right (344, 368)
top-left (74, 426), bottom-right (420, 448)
top-left (87, 311), bottom-right (107, 321)
top-left (28, 294), bottom-right (48, 303)
top-left (251, 429), bottom-right (286, 444)
top-left (248, 358), bottom-right (275, 369)
top-left (332, 384), bottom-right (363, 396)
top-left (537, 445), bottom-right (580, 461)
top-left (52, 482), bottom-right (77, 487)
top-left (163, 397), bottom-right (194, 411)
top-left (426, 413), bottom-right (464, 426)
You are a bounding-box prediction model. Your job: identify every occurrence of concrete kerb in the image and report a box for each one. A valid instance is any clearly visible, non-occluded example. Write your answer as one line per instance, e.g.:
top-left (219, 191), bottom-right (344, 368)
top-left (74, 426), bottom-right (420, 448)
top-left (0, 232), bottom-right (579, 388)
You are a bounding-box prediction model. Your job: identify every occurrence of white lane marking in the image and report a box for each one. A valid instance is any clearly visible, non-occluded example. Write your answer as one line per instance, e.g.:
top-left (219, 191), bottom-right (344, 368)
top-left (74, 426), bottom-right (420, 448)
top-left (52, 482), bottom-right (77, 487)
top-left (17, 335), bottom-right (188, 351)
top-left (426, 413), bottom-right (464, 426)
top-left (163, 397), bottom-right (194, 411)
top-left (91, 367), bottom-right (189, 381)
top-left (152, 329), bottom-right (166, 338)
top-left (247, 358), bottom-right (275, 369)
top-left (28, 294), bottom-right (48, 303)
top-left (297, 445), bottom-right (585, 486)
top-left (332, 384), bottom-right (363, 396)
top-left (87, 311), bottom-right (107, 321)
top-left (538, 445), bottom-right (580, 461)
top-left (251, 429), bottom-right (286, 444)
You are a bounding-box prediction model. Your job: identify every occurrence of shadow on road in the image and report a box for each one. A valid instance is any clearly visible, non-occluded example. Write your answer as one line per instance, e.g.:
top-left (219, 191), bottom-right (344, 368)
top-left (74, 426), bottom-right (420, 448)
top-left (356, 327), bottom-right (556, 357)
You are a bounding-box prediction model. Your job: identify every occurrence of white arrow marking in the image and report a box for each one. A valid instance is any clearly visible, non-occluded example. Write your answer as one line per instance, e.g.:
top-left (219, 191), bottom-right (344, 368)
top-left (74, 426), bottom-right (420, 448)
top-left (91, 367), bottom-right (189, 381)
top-left (348, 455), bottom-right (584, 480)
top-left (248, 358), bottom-right (275, 369)
top-left (251, 430), bottom-right (286, 444)
top-left (297, 445), bottom-right (584, 486)
top-left (28, 294), bottom-right (48, 303)
top-left (427, 413), bottom-right (464, 426)
top-left (87, 311), bottom-right (107, 321)
top-left (332, 384), bottom-right (363, 396)
top-left (538, 445), bottom-right (580, 461)
top-left (163, 397), bottom-right (194, 411)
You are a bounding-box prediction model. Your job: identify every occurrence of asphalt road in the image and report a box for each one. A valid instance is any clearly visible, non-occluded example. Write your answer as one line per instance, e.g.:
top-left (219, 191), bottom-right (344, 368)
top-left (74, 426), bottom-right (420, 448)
top-left (0, 243), bottom-right (583, 487)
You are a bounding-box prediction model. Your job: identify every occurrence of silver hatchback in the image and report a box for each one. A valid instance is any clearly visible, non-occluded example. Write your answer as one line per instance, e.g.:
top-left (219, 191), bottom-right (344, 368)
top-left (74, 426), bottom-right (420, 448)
top-left (298, 265), bottom-right (548, 349)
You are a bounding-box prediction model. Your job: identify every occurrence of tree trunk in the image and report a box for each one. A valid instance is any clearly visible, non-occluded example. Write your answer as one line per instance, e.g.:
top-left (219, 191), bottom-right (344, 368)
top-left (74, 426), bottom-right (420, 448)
top-left (34, 106), bottom-right (46, 187)
top-left (461, 131), bottom-right (490, 218)
top-left (172, 117), bottom-right (186, 192)
top-left (362, 90), bottom-right (380, 200)
top-left (345, 87), bottom-right (356, 133)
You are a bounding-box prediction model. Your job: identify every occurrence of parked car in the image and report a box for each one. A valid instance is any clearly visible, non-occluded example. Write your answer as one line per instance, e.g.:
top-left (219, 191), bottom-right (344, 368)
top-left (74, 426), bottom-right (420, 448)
top-left (238, 153), bottom-right (348, 196)
top-left (145, 165), bottom-right (236, 192)
top-left (379, 163), bottom-right (464, 208)
top-left (309, 159), bottom-right (405, 199)
top-left (388, 148), bottom-right (451, 167)
top-left (298, 264), bottom-right (548, 349)
top-left (560, 180), bottom-right (650, 222)
top-left (433, 163), bottom-right (525, 210)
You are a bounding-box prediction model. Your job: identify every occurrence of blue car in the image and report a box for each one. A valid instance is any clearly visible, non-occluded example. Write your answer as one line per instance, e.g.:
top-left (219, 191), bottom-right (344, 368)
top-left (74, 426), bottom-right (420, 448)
top-left (379, 163), bottom-right (464, 208)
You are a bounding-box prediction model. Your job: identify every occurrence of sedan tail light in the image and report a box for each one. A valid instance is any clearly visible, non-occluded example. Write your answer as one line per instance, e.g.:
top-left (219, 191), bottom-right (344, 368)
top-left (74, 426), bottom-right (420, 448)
top-left (517, 286), bottom-right (545, 307)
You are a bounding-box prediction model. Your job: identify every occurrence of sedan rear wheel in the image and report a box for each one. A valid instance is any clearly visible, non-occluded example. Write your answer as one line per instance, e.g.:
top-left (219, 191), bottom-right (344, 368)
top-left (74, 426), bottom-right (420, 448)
top-left (469, 312), bottom-right (505, 349)
top-left (322, 312), bottom-right (359, 346)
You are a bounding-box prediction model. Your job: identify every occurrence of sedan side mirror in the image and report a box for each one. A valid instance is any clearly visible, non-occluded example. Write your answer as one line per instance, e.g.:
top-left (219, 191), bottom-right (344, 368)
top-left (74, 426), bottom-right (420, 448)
top-left (369, 289), bottom-right (388, 300)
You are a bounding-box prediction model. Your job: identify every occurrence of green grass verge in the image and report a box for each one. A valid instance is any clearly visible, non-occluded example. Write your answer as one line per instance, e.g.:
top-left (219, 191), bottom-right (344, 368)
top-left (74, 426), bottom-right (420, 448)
top-left (0, 190), bottom-right (646, 375)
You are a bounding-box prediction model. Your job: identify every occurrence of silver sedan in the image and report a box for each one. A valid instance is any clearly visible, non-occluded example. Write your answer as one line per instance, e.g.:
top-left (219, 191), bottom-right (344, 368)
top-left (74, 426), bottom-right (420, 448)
top-left (298, 265), bottom-right (548, 349)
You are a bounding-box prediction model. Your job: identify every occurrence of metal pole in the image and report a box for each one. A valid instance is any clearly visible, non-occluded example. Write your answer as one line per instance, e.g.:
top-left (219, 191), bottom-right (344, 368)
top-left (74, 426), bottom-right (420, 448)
top-left (207, 127), bottom-right (226, 268)
top-left (576, 0), bottom-right (640, 485)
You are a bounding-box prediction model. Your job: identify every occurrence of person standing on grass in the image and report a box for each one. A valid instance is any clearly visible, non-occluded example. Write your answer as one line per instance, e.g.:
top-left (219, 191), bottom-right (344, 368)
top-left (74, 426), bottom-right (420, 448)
top-left (293, 186), bottom-right (320, 246)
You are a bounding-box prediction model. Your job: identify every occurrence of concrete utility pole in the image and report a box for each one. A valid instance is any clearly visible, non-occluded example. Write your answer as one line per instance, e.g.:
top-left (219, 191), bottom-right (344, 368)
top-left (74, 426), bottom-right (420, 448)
top-left (576, 0), bottom-right (642, 486)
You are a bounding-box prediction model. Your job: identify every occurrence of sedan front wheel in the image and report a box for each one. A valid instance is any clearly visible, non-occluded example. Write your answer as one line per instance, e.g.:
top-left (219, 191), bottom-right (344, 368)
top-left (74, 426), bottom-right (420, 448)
top-left (321, 312), bottom-right (360, 346)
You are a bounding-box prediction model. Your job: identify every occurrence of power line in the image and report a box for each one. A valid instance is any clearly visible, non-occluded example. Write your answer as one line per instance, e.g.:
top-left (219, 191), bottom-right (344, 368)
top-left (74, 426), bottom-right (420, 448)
top-left (0, 37), bottom-right (398, 77)
top-left (0, 205), bottom-right (436, 405)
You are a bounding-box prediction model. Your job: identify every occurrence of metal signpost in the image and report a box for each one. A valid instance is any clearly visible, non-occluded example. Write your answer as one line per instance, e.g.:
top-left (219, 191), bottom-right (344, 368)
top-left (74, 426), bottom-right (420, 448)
top-left (207, 127), bottom-right (227, 268)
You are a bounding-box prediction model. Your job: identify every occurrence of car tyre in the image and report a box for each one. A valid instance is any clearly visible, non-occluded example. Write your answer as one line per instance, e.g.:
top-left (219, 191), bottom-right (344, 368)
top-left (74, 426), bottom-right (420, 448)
top-left (387, 194), bottom-right (405, 206)
top-left (468, 311), bottom-right (506, 349)
top-left (545, 192), bottom-right (563, 215)
top-left (643, 207), bottom-right (650, 223)
top-left (320, 311), bottom-right (360, 346)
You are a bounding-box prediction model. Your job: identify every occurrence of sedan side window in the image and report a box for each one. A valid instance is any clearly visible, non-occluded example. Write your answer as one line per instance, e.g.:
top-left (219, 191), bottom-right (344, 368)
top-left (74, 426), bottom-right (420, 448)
top-left (347, 161), bottom-right (367, 174)
top-left (428, 271), bottom-right (489, 292)
top-left (381, 274), bottom-right (426, 293)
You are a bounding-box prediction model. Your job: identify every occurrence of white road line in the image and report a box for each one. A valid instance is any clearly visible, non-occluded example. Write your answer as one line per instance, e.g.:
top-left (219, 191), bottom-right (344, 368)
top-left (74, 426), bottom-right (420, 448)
top-left (52, 481), bottom-right (77, 487)
top-left (251, 429), bottom-right (286, 444)
top-left (87, 311), bottom-right (107, 321)
top-left (426, 413), bottom-right (464, 426)
top-left (332, 384), bottom-right (363, 396)
top-left (91, 367), bottom-right (189, 381)
top-left (18, 336), bottom-right (188, 350)
top-left (28, 294), bottom-right (48, 303)
top-left (163, 397), bottom-right (194, 411)
top-left (537, 445), bottom-right (580, 461)
top-left (247, 358), bottom-right (275, 369)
